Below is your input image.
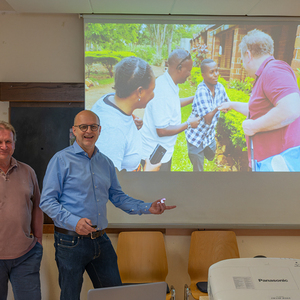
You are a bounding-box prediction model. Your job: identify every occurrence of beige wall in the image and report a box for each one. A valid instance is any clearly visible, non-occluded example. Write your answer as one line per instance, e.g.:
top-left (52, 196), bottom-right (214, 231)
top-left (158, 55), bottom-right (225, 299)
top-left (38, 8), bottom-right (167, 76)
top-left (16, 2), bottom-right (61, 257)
top-left (0, 13), bottom-right (84, 83)
top-left (2, 13), bottom-right (300, 300)
top-left (0, 101), bottom-right (9, 121)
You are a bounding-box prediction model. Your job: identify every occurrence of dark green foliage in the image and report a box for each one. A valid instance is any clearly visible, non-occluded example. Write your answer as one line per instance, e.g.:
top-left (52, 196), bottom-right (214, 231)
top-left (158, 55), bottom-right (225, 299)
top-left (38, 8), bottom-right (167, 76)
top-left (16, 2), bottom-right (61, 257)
top-left (218, 77), bottom-right (229, 88)
top-left (228, 77), bottom-right (254, 94)
top-left (85, 23), bottom-right (140, 51)
top-left (217, 88), bottom-right (249, 150)
top-left (85, 50), bottom-right (136, 77)
top-left (190, 67), bottom-right (203, 85)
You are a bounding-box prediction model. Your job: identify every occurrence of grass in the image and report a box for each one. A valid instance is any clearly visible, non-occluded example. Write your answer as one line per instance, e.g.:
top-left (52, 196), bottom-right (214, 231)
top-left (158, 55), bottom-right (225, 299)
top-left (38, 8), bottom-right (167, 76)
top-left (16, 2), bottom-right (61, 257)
top-left (89, 76), bottom-right (114, 85)
top-left (171, 81), bottom-right (195, 172)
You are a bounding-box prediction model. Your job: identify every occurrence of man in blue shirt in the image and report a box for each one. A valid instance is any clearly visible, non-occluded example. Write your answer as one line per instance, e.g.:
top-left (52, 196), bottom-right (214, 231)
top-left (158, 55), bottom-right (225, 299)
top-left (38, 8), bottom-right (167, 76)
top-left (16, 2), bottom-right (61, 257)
top-left (40, 110), bottom-right (175, 300)
top-left (185, 59), bottom-right (230, 171)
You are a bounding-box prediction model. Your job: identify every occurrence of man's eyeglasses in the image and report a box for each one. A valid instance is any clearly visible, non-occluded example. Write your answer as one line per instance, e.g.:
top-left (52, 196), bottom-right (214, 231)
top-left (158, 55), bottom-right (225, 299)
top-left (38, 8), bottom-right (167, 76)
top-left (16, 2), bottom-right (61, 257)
top-left (74, 124), bottom-right (100, 132)
top-left (176, 52), bottom-right (192, 70)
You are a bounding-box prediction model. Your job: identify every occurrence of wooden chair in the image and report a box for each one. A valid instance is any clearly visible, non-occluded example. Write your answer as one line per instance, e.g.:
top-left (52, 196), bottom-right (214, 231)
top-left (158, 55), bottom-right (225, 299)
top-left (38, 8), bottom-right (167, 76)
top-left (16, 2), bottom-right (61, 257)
top-left (185, 231), bottom-right (240, 300)
top-left (117, 231), bottom-right (175, 300)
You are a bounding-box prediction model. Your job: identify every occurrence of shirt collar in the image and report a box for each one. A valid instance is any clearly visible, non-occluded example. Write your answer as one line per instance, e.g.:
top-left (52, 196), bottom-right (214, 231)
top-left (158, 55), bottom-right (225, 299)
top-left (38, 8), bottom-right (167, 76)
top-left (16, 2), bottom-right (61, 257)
top-left (73, 140), bottom-right (99, 157)
top-left (255, 56), bottom-right (274, 78)
top-left (0, 157), bottom-right (17, 175)
top-left (10, 157), bottom-right (17, 167)
top-left (201, 81), bottom-right (219, 93)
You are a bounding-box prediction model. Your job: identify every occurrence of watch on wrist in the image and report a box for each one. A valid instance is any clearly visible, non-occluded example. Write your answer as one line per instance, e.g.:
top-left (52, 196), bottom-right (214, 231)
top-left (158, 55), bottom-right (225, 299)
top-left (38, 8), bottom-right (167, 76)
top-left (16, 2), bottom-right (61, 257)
top-left (187, 120), bottom-right (191, 129)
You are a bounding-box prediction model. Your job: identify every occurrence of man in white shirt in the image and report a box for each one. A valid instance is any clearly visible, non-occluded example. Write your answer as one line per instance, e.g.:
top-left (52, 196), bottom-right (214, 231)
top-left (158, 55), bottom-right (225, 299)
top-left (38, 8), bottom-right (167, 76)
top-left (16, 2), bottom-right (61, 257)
top-left (140, 49), bottom-right (200, 171)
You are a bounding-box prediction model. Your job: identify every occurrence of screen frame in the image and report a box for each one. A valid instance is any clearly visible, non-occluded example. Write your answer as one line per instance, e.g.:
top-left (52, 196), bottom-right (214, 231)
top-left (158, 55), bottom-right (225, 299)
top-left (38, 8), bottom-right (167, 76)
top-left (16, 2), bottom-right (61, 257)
top-left (83, 14), bottom-right (300, 229)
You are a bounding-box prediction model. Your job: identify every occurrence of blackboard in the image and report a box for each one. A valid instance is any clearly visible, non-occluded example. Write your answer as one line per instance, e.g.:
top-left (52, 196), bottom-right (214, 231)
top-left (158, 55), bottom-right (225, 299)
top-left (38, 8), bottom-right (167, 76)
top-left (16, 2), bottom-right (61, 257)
top-left (11, 106), bottom-right (83, 191)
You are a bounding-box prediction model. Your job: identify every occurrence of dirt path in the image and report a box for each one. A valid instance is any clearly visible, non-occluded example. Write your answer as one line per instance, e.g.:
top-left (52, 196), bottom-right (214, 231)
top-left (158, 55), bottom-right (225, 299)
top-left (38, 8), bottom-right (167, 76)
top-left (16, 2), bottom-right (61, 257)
top-left (85, 83), bottom-right (114, 110)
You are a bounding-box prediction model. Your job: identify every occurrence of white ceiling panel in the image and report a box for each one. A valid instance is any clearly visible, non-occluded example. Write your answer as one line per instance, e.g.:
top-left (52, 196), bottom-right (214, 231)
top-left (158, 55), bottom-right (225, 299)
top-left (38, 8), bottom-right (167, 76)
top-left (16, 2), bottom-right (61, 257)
top-left (90, 0), bottom-right (175, 14)
top-left (0, 0), bottom-right (13, 11)
top-left (2, 0), bottom-right (300, 16)
top-left (248, 0), bottom-right (300, 16)
top-left (5, 0), bottom-right (93, 13)
top-left (170, 0), bottom-right (262, 15)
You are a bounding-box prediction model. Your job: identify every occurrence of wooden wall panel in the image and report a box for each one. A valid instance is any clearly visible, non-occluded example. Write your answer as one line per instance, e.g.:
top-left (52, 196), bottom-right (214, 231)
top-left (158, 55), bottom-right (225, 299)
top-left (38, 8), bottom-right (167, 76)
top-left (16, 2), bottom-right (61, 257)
top-left (0, 82), bottom-right (84, 102)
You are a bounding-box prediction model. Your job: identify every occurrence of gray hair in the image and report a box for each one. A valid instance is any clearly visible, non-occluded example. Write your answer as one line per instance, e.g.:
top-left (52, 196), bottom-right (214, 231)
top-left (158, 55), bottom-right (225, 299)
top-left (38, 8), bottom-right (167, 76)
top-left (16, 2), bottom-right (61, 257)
top-left (0, 121), bottom-right (16, 142)
top-left (239, 29), bottom-right (274, 57)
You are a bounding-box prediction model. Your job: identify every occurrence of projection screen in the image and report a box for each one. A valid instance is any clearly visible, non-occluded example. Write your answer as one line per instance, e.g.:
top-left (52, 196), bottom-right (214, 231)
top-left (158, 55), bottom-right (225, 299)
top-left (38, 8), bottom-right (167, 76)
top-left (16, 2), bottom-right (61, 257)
top-left (84, 15), bottom-right (300, 228)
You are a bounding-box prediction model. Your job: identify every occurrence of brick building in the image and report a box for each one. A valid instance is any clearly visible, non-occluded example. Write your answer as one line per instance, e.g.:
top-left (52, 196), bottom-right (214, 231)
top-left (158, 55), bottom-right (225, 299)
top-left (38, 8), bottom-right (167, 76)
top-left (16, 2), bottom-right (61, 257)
top-left (190, 23), bottom-right (299, 82)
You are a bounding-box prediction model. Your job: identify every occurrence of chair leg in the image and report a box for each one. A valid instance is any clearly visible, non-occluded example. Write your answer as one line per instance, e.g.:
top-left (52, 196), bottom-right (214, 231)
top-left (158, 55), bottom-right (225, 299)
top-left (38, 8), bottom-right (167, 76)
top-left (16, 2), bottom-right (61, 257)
top-left (170, 285), bottom-right (175, 300)
top-left (184, 284), bottom-right (191, 300)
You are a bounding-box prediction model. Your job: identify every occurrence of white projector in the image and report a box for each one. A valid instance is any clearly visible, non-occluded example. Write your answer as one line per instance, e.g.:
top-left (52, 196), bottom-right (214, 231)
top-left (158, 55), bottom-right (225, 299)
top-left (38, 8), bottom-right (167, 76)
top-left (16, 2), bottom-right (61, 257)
top-left (208, 258), bottom-right (300, 300)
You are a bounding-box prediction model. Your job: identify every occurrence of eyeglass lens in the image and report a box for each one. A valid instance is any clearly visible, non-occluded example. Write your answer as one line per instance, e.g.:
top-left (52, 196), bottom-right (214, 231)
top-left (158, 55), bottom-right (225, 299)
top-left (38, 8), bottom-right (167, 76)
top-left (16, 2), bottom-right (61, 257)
top-left (78, 124), bottom-right (99, 132)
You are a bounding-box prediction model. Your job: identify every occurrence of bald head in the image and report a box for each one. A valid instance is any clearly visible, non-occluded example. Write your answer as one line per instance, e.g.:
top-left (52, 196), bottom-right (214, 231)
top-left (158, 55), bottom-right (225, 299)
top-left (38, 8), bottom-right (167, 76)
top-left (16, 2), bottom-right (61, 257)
top-left (167, 49), bottom-right (193, 85)
top-left (168, 49), bottom-right (192, 68)
top-left (72, 110), bottom-right (101, 158)
top-left (74, 110), bottom-right (100, 126)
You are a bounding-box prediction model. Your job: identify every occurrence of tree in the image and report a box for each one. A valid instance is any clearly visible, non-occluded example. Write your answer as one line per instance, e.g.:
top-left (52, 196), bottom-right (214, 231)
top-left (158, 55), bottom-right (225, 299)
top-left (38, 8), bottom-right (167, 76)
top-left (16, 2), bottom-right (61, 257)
top-left (85, 23), bottom-right (140, 51)
top-left (146, 24), bottom-right (175, 58)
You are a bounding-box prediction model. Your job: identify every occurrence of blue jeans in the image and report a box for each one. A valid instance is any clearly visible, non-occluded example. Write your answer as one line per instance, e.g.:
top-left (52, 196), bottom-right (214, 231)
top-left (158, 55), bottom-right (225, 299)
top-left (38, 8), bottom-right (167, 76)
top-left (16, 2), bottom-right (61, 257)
top-left (0, 242), bottom-right (43, 300)
top-left (187, 139), bottom-right (216, 172)
top-left (54, 231), bottom-right (122, 300)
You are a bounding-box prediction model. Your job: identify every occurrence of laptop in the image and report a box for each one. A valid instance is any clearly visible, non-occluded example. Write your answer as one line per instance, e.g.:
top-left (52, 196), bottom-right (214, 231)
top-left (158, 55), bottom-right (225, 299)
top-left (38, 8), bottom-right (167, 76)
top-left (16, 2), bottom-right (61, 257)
top-left (87, 282), bottom-right (167, 300)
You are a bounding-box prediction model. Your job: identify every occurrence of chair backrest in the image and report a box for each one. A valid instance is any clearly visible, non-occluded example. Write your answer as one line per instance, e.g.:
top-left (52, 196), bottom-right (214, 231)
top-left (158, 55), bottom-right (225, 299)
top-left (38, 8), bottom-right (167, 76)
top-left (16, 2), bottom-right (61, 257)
top-left (188, 231), bottom-right (240, 283)
top-left (117, 231), bottom-right (168, 283)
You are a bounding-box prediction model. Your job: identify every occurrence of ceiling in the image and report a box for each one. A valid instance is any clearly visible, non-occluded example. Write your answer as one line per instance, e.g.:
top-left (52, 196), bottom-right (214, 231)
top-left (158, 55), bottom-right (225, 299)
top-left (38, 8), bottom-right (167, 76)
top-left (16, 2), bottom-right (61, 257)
top-left (0, 0), bottom-right (300, 16)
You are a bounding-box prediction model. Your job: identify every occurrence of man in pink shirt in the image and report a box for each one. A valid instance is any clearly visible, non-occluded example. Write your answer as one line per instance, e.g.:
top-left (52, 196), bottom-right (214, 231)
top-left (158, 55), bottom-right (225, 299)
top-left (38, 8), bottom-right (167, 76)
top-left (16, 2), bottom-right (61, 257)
top-left (0, 121), bottom-right (43, 300)
top-left (219, 29), bottom-right (300, 171)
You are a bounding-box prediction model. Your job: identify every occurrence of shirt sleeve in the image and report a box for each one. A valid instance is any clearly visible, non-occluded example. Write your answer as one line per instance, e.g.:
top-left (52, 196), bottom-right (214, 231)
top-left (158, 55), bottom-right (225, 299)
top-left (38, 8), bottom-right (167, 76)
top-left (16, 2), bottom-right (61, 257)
top-left (264, 63), bottom-right (300, 105)
top-left (193, 86), bottom-right (212, 118)
top-left (108, 167), bottom-right (152, 215)
top-left (30, 169), bottom-right (43, 241)
top-left (39, 154), bottom-right (81, 230)
top-left (151, 93), bottom-right (175, 129)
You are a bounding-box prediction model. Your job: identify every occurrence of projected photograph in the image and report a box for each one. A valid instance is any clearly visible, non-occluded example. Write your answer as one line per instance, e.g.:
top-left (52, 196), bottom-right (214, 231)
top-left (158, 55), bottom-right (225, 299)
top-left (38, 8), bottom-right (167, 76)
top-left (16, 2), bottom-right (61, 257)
top-left (84, 20), bottom-right (300, 172)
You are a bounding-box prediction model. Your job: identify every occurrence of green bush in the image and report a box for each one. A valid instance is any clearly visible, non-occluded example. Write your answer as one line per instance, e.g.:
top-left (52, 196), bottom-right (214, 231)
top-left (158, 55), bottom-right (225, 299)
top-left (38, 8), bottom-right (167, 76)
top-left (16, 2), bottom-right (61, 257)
top-left (228, 77), bottom-right (254, 94)
top-left (150, 53), bottom-right (164, 66)
top-left (218, 77), bottom-right (228, 88)
top-left (190, 67), bottom-right (203, 85)
top-left (217, 88), bottom-right (249, 150)
top-left (85, 50), bottom-right (136, 77)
